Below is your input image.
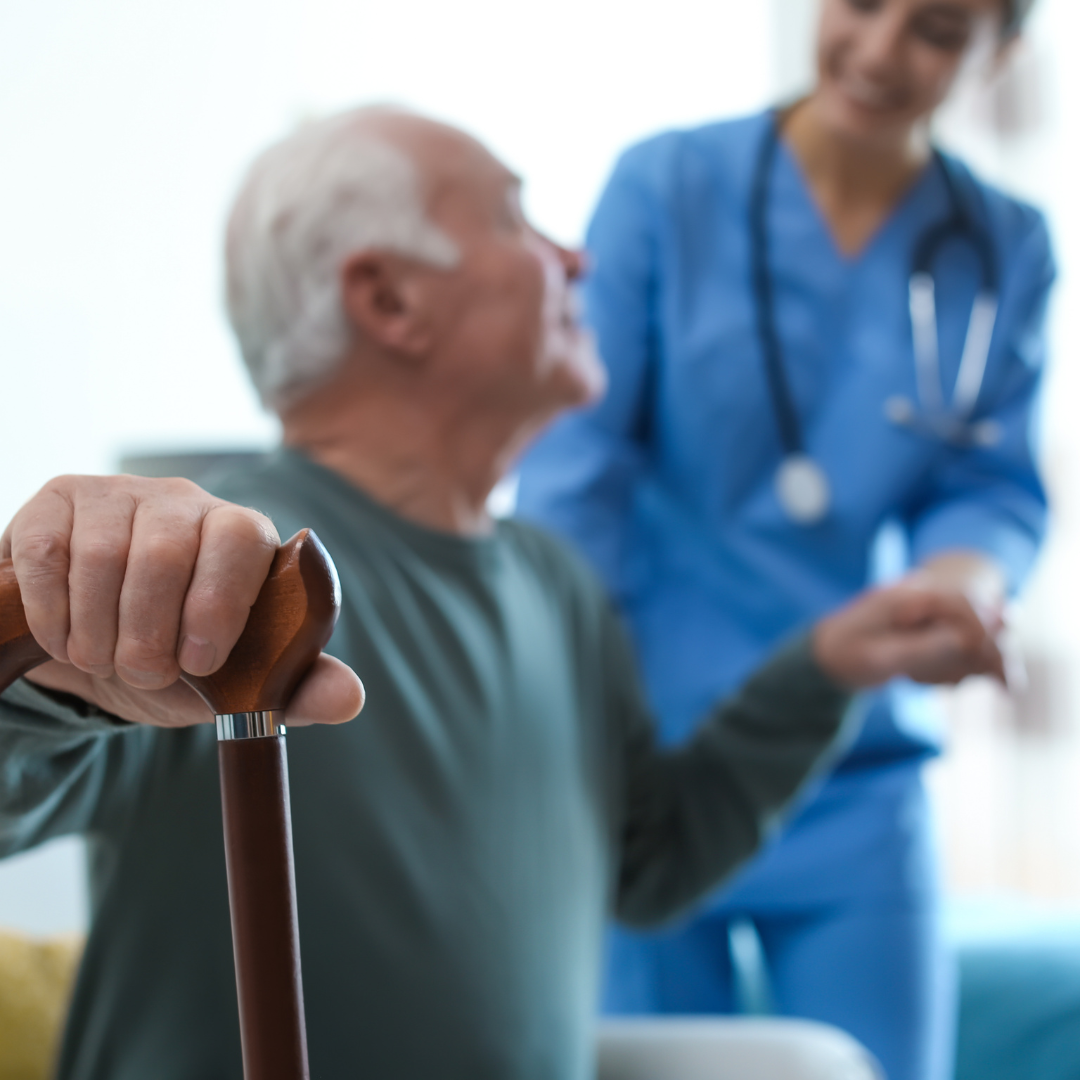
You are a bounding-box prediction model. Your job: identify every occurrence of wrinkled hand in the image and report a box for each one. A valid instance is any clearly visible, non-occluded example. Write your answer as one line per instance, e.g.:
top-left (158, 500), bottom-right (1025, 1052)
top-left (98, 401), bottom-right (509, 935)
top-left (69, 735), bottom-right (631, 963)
top-left (1, 475), bottom-right (364, 727)
top-left (812, 578), bottom-right (1005, 690)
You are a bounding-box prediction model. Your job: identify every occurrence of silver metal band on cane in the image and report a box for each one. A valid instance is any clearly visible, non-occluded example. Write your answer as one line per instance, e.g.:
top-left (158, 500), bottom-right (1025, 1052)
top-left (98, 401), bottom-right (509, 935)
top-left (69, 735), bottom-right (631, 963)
top-left (215, 711), bottom-right (286, 741)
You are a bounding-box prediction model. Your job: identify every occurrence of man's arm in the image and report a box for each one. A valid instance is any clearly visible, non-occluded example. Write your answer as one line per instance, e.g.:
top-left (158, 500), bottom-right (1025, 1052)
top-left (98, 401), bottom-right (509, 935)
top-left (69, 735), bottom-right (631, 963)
top-left (611, 582), bottom-right (1003, 927)
top-left (0, 474), bottom-right (365, 857)
top-left (0, 679), bottom-right (143, 858)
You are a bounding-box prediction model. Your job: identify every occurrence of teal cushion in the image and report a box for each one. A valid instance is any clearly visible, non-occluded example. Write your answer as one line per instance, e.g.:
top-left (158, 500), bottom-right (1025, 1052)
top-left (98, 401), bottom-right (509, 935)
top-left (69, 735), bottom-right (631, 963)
top-left (951, 901), bottom-right (1080, 1080)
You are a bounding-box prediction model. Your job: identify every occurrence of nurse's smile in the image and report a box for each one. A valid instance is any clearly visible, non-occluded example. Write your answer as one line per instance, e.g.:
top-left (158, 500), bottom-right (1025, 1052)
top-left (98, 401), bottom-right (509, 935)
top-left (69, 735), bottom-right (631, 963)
top-left (816, 0), bottom-right (1010, 140)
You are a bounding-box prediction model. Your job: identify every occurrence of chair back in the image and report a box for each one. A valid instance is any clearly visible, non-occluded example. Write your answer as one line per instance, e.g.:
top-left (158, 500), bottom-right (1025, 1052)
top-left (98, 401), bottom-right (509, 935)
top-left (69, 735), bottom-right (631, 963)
top-left (597, 1017), bottom-right (883, 1080)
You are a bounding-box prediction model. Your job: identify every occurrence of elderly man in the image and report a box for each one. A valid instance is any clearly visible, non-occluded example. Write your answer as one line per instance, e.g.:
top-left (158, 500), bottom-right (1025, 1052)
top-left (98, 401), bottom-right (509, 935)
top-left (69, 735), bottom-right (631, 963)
top-left (0, 107), bottom-right (1000, 1080)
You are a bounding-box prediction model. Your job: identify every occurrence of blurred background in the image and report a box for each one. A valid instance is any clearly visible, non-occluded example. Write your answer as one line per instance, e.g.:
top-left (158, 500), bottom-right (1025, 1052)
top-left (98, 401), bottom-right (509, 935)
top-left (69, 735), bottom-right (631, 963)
top-left (0, 0), bottom-right (1077, 946)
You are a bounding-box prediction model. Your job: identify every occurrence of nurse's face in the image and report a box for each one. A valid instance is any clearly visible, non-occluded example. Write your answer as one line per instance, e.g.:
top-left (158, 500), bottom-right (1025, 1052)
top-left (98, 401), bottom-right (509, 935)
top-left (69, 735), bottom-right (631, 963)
top-left (814, 0), bottom-right (1006, 143)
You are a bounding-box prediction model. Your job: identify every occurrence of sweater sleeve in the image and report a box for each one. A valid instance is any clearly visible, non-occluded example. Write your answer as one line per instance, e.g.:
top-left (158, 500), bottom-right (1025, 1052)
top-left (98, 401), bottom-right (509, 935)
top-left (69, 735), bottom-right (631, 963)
top-left (0, 679), bottom-right (148, 857)
top-left (610, 623), bottom-right (857, 927)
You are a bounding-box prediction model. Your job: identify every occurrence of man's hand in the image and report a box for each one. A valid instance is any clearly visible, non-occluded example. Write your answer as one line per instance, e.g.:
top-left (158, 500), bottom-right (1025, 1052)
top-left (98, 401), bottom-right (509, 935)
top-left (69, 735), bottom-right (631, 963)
top-left (1, 475), bottom-right (364, 728)
top-left (813, 579), bottom-right (1006, 690)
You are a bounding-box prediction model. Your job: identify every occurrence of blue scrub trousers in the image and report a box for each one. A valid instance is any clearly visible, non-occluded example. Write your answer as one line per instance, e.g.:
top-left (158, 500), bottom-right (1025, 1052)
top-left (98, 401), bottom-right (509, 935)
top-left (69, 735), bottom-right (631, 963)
top-left (603, 764), bottom-right (957, 1080)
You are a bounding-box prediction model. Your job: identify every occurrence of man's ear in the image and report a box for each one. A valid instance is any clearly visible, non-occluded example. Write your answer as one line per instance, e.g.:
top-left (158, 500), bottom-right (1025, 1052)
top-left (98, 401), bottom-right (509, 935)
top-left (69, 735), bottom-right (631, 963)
top-left (339, 251), bottom-right (435, 359)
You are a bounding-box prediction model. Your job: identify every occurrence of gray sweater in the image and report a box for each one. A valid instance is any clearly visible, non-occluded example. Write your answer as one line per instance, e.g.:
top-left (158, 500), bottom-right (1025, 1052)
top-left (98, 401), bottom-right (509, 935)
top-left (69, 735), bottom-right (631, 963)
top-left (0, 450), bottom-right (855, 1080)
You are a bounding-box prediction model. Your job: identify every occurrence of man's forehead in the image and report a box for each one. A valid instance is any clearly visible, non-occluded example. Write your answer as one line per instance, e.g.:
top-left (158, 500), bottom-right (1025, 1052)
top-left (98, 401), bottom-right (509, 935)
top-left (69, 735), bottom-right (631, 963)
top-left (357, 112), bottom-right (498, 177)
top-left (345, 108), bottom-right (520, 217)
top-left (417, 134), bottom-right (520, 215)
top-left (420, 127), bottom-right (516, 192)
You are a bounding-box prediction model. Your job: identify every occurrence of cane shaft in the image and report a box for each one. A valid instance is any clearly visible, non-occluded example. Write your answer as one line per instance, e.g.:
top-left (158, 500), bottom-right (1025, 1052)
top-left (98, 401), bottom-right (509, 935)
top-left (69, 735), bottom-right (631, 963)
top-left (219, 736), bottom-right (309, 1080)
top-left (186, 530), bottom-right (338, 1080)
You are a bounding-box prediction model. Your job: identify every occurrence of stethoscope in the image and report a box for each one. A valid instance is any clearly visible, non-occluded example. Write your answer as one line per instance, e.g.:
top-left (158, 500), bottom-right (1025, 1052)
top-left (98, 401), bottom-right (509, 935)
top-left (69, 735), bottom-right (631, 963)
top-left (750, 113), bottom-right (1002, 526)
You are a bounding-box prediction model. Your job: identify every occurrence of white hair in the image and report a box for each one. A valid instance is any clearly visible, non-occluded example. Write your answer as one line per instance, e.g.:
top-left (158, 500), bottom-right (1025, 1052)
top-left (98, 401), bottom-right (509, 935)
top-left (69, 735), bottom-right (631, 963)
top-left (225, 107), bottom-right (459, 410)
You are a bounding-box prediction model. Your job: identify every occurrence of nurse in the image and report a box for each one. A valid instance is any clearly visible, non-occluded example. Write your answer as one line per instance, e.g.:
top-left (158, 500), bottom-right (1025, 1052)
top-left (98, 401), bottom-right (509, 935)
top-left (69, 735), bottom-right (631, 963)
top-left (516, 2), bottom-right (1052, 1079)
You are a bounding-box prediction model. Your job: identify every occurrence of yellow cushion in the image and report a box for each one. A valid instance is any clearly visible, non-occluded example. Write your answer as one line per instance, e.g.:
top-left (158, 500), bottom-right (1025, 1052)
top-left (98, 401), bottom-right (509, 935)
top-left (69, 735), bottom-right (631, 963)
top-left (0, 929), bottom-right (83, 1080)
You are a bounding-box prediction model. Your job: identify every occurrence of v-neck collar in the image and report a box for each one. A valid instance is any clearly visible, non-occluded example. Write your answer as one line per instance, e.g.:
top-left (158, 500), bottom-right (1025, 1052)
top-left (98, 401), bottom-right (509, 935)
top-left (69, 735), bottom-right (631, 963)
top-left (772, 132), bottom-right (943, 270)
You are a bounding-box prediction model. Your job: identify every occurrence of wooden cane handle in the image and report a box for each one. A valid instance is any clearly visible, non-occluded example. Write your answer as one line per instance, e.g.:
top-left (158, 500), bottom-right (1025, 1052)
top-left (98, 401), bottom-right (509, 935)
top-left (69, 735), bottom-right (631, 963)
top-left (183, 529), bottom-right (341, 715)
top-left (0, 529), bottom-right (340, 711)
top-left (0, 561), bottom-right (50, 693)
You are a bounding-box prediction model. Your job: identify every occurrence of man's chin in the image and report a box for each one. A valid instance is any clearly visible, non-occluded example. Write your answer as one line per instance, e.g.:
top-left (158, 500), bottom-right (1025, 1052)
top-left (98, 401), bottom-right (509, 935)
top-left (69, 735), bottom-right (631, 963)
top-left (554, 337), bottom-right (608, 408)
top-left (527, 333), bottom-right (608, 419)
top-left (516, 358), bottom-right (608, 460)
top-left (571, 355), bottom-right (607, 406)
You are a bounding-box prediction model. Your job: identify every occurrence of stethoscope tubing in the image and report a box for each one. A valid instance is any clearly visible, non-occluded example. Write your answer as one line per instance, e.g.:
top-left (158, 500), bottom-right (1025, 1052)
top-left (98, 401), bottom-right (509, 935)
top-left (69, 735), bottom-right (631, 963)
top-left (749, 113), bottom-right (805, 459)
top-left (750, 112), bottom-right (1001, 469)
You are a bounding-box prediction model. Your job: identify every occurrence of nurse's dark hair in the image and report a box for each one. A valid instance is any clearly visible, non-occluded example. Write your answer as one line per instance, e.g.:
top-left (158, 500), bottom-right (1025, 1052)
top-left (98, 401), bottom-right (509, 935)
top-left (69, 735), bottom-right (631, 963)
top-left (1001, 0), bottom-right (1036, 36)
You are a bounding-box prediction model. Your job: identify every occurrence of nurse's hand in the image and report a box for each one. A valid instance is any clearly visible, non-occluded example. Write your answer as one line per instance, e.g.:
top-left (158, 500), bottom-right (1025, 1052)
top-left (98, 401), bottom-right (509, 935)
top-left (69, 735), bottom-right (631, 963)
top-left (2, 474), bottom-right (365, 728)
top-left (812, 580), bottom-right (1005, 689)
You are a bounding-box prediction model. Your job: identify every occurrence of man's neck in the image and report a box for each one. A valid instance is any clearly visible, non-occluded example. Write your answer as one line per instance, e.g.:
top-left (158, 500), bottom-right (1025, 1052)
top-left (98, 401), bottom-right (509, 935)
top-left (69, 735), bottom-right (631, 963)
top-left (280, 372), bottom-right (529, 538)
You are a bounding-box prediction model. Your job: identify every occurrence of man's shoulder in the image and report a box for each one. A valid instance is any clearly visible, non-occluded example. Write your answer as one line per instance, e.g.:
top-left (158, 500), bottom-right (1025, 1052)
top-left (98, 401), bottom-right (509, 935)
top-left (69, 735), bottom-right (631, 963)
top-left (499, 517), bottom-right (612, 617)
top-left (203, 450), bottom-right (347, 542)
top-left (203, 450), bottom-right (291, 505)
top-left (499, 516), bottom-right (597, 581)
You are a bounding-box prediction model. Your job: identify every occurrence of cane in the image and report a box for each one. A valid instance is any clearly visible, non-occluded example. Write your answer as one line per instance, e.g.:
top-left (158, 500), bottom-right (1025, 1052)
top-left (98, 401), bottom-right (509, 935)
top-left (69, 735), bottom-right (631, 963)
top-left (0, 529), bottom-right (340, 1080)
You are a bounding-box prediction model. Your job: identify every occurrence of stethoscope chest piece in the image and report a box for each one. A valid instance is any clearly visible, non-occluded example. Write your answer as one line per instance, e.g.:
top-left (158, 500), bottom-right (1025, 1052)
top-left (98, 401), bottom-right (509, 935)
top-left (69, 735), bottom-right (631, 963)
top-left (775, 454), bottom-right (831, 524)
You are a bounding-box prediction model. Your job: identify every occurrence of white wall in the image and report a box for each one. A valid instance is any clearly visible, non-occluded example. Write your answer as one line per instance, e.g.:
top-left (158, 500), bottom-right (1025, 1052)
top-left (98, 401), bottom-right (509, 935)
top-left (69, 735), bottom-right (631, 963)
top-left (0, 839), bottom-right (87, 934)
top-left (0, 0), bottom-right (774, 933)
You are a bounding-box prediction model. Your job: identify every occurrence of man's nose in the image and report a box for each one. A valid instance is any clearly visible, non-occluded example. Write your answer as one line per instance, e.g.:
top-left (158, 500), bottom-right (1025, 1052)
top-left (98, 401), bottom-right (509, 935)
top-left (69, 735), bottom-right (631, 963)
top-left (555, 243), bottom-right (586, 283)
top-left (535, 228), bottom-right (587, 282)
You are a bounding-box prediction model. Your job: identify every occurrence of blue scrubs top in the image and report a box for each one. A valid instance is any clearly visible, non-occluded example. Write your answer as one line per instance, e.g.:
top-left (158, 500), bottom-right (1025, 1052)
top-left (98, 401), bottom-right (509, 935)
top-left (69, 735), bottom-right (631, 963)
top-left (517, 112), bottom-right (1053, 905)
